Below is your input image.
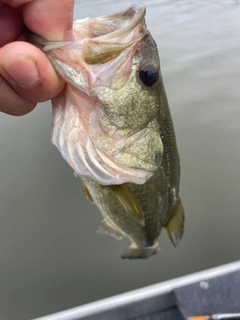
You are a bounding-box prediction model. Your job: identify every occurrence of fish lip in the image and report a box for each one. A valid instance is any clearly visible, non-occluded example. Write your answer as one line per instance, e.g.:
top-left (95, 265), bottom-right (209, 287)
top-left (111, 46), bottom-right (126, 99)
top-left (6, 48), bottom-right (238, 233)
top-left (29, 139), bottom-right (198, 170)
top-left (79, 4), bottom-right (147, 64)
top-left (91, 4), bottom-right (146, 41)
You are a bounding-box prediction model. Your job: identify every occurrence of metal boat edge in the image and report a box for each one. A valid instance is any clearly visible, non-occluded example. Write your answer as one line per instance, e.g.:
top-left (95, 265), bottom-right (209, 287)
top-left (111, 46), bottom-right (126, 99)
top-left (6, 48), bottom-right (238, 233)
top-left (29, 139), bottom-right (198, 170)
top-left (33, 260), bottom-right (240, 320)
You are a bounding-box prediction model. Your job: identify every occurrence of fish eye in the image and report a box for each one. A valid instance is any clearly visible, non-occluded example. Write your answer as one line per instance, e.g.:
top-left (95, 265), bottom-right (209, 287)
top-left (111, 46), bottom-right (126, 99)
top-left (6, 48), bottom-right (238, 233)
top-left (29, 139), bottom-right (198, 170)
top-left (138, 63), bottom-right (159, 87)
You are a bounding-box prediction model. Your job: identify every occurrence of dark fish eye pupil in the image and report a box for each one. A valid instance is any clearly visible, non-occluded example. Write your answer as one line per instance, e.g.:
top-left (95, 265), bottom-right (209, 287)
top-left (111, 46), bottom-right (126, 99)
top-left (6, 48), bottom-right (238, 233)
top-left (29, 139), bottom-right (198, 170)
top-left (139, 64), bottom-right (159, 87)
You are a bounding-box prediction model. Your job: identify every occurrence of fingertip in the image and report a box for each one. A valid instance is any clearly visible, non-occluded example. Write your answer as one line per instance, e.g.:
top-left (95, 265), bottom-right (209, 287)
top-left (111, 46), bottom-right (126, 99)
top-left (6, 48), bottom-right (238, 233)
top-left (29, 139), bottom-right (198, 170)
top-left (23, 0), bottom-right (74, 40)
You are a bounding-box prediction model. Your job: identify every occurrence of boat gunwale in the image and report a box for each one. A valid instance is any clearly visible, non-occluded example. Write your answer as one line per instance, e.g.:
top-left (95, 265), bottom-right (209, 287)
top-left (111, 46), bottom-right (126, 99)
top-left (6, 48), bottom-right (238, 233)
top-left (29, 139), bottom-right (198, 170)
top-left (34, 260), bottom-right (240, 320)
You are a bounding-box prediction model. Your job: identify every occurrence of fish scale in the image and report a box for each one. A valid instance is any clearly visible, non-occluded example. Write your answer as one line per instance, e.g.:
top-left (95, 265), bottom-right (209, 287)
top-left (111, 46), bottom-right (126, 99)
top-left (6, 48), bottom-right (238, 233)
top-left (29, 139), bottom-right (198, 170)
top-left (25, 3), bottom-right (184, 258)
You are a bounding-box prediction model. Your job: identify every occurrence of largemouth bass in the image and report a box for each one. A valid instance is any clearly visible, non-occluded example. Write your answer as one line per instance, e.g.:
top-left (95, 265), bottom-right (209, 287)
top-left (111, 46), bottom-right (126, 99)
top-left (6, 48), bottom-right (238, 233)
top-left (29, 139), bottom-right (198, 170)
top-left (26, 4), bottom-right (184, 259)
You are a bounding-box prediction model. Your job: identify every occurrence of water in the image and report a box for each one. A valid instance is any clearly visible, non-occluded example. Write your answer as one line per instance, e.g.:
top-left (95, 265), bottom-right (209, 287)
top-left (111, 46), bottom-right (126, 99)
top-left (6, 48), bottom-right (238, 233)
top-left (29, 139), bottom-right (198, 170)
top-left (0, 1), bottom-right (240, 319)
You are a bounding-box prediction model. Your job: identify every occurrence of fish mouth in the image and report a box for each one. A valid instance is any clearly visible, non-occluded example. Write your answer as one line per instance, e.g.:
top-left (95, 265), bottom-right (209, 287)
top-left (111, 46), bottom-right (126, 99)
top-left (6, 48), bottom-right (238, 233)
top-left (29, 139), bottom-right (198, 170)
top-left (75, 4), bottom-right (147, 65)
top-left (24, 4), bottom-right (147, 58)
top-left (82, 4), bottom-right (146, 41)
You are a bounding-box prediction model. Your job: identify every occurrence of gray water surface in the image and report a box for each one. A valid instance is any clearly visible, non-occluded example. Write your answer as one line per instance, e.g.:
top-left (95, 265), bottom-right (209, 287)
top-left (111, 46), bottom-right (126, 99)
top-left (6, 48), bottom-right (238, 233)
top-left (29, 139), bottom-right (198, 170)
top-left (1, 1), bottom-right (240, 319)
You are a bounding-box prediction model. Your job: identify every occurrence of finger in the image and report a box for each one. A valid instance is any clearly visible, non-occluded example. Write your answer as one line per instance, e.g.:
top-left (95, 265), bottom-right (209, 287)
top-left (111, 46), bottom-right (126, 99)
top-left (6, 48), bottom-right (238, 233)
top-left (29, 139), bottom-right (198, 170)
top-left (1, 1), bottom-right (32, 7)
top-left (0, 75), bottom-right (36, 115)
top-left (0, 4), bottom-right (23, 46)
top-left (23, 0), bottom-right (74, 40)
top-left (0, 41), bottom-right (65, 103)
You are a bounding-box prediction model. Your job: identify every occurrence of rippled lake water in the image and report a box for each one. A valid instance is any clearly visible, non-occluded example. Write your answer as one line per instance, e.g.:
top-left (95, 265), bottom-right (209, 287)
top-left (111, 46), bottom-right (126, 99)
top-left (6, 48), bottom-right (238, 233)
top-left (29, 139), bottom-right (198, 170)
top-left (0, 1), bottom-right (240, 319)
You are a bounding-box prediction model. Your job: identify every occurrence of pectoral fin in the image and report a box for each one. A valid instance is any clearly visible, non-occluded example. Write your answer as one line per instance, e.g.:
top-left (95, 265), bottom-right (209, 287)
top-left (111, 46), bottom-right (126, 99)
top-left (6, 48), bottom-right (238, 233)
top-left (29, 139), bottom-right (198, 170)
top-left (109, 185), bottom-right (144, 225)
top-left (81, 181), bottom-right (94, 203)
top-left (98, 220), bottom-right (125, 239)
top-left (164, 199), bottom-right (184, 247)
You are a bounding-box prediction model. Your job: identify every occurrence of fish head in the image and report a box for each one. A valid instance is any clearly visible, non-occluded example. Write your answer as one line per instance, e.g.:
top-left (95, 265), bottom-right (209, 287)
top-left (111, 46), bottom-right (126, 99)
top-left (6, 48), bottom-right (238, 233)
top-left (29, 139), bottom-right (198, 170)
top-left (40, 4), bottom-right (163, 185)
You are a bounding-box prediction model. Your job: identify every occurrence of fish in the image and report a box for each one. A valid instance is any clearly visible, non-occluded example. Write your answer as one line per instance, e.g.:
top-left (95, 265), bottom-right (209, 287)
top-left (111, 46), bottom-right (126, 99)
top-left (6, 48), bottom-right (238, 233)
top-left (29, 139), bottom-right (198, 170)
top-left (25, 4), bottom-right (184, 259)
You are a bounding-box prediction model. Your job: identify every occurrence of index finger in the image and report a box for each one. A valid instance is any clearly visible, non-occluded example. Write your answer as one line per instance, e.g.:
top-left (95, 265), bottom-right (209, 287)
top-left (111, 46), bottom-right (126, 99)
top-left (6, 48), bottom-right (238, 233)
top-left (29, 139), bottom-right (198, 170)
top-left (4, 0), bottom-right (74, 40)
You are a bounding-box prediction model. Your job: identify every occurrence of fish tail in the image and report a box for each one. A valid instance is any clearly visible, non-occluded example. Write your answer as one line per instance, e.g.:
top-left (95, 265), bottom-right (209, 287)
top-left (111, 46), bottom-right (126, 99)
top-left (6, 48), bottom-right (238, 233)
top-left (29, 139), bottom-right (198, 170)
top-left (164, 199), bottom-right (184, 247)
top-left (121, 242), bottom-right (159, 259)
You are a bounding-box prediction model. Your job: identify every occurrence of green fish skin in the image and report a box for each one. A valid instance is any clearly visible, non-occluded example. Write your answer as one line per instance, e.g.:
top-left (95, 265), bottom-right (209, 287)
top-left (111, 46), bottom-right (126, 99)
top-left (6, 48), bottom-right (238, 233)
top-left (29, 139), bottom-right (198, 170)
top-left (25, 4), bottom-right (184, 259)
top-left (82, 74), bottom-right (184, 258)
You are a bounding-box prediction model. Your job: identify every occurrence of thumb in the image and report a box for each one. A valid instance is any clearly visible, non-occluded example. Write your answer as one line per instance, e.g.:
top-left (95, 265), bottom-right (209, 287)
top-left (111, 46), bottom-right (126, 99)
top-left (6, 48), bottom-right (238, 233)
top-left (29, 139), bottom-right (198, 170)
top-left (0, 42), bottom-right (65, 114)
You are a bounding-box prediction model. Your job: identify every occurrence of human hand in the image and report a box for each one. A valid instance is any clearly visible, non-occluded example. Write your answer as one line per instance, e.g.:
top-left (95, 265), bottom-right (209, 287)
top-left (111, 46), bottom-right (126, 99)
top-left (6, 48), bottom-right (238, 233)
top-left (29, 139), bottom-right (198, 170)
top-left (0, 0), bottom-right (74, 115)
